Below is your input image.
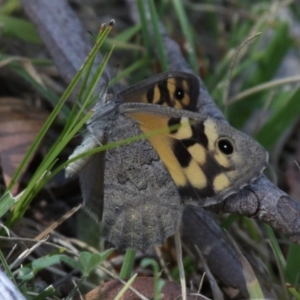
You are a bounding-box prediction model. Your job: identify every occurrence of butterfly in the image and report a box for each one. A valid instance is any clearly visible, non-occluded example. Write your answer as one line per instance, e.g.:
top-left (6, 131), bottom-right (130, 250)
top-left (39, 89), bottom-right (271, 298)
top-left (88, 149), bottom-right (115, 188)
top-left (66, 71), bottom-right (268, 251)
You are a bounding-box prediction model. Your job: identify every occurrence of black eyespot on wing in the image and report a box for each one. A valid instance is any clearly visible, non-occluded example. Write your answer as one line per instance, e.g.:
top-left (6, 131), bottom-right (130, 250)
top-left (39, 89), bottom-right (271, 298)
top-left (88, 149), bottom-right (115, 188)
top-left (174, 87), bottom-right (184, 100)
top-left (218, 138), bottom-right (234, 155)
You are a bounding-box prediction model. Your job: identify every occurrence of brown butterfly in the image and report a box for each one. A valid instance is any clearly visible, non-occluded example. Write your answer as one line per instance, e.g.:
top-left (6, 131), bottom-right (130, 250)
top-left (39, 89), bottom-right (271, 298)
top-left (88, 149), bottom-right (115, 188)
top-left (66, 71), bottom-right (268, 251)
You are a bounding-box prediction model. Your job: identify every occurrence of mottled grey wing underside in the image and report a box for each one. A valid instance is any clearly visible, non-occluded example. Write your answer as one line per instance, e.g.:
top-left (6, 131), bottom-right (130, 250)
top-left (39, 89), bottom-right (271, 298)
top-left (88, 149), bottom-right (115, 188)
top-left (80, 151), bottom-right (105, 220)
top-left (81, 110), bottom-right (182, 252)
top-left (102, 114), bottom-right (182, 251)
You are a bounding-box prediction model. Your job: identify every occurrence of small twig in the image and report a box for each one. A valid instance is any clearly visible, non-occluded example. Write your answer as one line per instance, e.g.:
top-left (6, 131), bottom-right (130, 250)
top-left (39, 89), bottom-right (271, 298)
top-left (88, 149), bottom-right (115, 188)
top-left (34, 204), bottom-right (81, 241)
top-left (194, 246), bottom-right (224, 300)
top-left (9, 236), bottom-right (49, 269)
top-left (222, 32), bottom-right (262, 108)
top-left (184, 2), bottom-right (257, 21)
top-left (228, 75), bottom-right (300, 105)
top-left (98, 265), bottom-right (149, 300)
top-left (197, 272), bottom-right (206, 299)
top-left (174, 229), bottom-right (186, 300)
top-left (154, 246), bottom-right (173, 280)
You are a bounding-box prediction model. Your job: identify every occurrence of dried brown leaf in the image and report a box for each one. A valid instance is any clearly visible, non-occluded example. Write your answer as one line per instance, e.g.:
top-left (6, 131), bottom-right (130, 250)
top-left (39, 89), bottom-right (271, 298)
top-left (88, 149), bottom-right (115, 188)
top-left (80, 277), bottom-right (203, 300)
top-left (0, 97), bottom-right (48, 193)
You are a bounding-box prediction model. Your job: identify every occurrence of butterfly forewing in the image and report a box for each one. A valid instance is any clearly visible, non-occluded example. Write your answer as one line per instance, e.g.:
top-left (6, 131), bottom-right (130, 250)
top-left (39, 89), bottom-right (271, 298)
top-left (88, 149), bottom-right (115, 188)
top-left (121, 103), bottom-right (268, 206)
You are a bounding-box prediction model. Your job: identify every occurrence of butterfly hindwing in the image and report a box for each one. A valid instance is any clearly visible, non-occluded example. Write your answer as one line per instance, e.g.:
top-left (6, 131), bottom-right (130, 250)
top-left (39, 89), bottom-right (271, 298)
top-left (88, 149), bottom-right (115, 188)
top-left (119, 71), bottom-right (200, 111)
top-left (101, 112), bottom-right (182, 251)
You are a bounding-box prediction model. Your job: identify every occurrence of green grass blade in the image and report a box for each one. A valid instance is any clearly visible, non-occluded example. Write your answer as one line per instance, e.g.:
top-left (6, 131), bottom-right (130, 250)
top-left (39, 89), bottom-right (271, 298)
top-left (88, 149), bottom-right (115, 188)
top-left (115, 273), bottom-right (138, 300)
top-left (4, 26), bottom-right (114, 227)
top-left (0, 250), bottom-right (16, 286)
top-left (0, 14), bottom-right (42, 43)
top-left (109, 56), bottom-right (150, 87)
top-left (285, 242), bottom-right (300, 285)
top-left (173, 0), bottom-right (198, 73)
top-left (137, 0), bottom-right (152, 56)
top-left (256, 87), bottom-right (300, 150)
top-left (147, 0), bottom-right (168, 71)
top-left (0, 192), bottom-right (16, 218)
top-left (120, 249), bottom-right (136, 280)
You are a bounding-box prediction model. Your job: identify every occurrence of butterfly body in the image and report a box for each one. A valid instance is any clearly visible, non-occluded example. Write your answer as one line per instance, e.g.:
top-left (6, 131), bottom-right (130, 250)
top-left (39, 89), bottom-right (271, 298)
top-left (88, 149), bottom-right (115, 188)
top-left (67, 71), bottom-right (268, 251)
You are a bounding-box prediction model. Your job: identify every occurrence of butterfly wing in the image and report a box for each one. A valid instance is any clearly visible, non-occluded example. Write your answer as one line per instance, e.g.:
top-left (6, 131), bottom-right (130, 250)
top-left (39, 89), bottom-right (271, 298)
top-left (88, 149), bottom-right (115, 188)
top-left (65, 96), bottom-right (118, 178)
top-left (119, 71), bottom-right (200, 111)
top-left (98, 72), bottom-right (200, 250)
top-left (76, 70), bottom-right (268, 251)
top-left (78, 72), bottom-right (198, 251)
top-left (121, 103), bottom-right (268, 206)
top-left (101, 113), bottom-right (182, 251)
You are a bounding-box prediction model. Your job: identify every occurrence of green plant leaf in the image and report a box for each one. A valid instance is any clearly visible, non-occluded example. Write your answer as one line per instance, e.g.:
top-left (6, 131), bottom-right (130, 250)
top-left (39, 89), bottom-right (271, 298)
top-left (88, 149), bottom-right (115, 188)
top-left (0, 14), bottom-right (42, 43)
